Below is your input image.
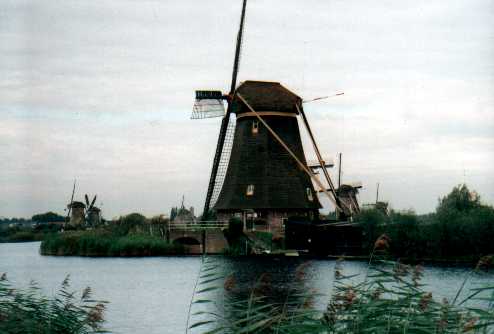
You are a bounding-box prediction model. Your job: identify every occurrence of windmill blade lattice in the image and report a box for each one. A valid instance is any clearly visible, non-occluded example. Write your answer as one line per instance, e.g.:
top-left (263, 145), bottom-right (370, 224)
top-left (191, 99), bottom-right (225, 119)
top-left (191, 90), bottom-right (226, 119)
top-left (210, 113), bottom-right (236, 207)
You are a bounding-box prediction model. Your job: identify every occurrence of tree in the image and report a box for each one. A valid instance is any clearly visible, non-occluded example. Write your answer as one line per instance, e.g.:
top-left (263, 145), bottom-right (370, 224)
top-left (32, 212), bottom-right (65, 223)
top-left (170, 207), bottom-right (177, 221)
top-left (437, 184), bottom-right (480, 214)
top-left (113, 213), bottom-right (147, 236)
top-left (121, 213), bottom-right (146, 226)
top-left (388, 210), bottom-right (421, 258)
top-left (435, 184), bottom-right (493, 258)
top-left (356, 208), bottom-right (388, 252)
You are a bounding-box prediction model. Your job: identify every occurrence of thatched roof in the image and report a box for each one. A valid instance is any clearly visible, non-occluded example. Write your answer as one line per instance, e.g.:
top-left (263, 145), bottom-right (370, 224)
top-left (231, 81), bottom-right (301, 114)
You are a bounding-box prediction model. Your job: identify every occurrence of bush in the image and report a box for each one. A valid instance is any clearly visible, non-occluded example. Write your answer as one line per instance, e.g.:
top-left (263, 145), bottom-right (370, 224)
top-left (40, 231), bottom-right (183, 256)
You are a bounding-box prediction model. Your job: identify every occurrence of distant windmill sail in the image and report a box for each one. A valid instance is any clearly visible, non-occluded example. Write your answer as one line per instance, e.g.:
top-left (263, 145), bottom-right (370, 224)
top-left (66, 179), bottom-right (76, 220)
top-left (90, 195), bottom-right (97, 210)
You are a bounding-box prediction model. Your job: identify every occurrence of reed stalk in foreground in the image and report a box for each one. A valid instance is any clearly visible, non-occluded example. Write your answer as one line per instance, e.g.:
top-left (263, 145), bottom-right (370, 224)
top-left (189, 241), bottom-right (494, 334)
top-left (0, 273), bottom-right (109, 334)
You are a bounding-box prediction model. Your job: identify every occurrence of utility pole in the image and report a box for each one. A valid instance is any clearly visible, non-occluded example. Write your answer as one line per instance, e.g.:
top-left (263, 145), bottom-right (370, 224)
top-left (376, 182), bottom-right (380, 204)
top-left (338, 153), bottom-right (342, 189)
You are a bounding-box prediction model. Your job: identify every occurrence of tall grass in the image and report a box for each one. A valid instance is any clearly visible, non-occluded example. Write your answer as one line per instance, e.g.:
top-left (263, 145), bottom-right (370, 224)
top-left (40, 232), bottom-right (184, 256)
top-left (188, 240), bottom-right (494, 333)
top-left (0, 273), bottom-right (109, 334)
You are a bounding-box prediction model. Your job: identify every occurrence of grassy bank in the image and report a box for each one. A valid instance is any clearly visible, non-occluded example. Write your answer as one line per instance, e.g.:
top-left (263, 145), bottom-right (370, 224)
top-left (41, 231), bottom-right (184, 256)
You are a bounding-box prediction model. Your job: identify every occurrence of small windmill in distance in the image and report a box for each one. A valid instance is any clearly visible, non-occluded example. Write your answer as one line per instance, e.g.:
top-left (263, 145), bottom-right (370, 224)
top-left (65, 180), bottom-right (102, 228)
top-left (85, 194), bottom-right (101, 226)
top-left (66, 180), bottom-right (86, 227)
top-left (375, 182), bottom-right (389, 215)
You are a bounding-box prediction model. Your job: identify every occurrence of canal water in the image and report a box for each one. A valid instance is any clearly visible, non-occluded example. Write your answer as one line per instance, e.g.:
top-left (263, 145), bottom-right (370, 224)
top-left (0, 242), bottom-right (492, 333)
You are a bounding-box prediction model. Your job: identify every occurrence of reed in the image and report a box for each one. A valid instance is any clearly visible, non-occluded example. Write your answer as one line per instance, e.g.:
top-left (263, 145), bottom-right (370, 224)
top-left (188, 243), bottom-right (494, 333)
top-left (0, 273), bottom-right (109, 334)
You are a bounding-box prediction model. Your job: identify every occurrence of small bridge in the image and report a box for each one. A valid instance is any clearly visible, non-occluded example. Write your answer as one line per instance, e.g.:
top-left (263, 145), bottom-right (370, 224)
top-left (167, 221), bottom-right (229, 254)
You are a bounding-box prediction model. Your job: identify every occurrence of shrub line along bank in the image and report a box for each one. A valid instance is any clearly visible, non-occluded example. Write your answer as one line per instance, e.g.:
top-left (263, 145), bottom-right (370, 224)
top-left (40, 232), bottom-right (184, 257)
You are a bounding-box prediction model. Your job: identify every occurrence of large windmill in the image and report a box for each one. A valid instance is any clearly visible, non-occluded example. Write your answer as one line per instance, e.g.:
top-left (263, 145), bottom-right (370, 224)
top-left (192, 0), bottom-right (359, 232)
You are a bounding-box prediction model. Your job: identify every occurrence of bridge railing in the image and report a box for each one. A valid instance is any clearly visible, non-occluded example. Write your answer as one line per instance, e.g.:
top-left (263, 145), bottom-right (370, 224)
top-left (168, 220), bottom-right (229, 231)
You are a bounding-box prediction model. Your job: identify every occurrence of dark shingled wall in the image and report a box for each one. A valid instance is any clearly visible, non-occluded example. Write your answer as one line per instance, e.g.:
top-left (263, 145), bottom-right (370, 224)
top-left (214, 114), bottom-right (321, 210)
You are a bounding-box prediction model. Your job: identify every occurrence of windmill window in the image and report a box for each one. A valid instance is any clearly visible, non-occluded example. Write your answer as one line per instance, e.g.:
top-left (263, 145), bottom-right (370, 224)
top-left (306, 188), bottom-right (313, 201)
top-left (252, 120), bottom-right (259, 134)
top-left (246, 184), bottom-right (255, 196)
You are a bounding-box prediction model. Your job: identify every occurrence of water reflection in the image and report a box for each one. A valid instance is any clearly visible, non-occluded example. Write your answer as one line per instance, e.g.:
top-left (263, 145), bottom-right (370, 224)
top-left (215, 257), bottom-right (367, 311)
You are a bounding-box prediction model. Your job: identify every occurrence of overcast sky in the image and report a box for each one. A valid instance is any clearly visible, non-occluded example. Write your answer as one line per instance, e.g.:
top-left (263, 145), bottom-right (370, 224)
top-left (1, 0), bottom-right (493, 218)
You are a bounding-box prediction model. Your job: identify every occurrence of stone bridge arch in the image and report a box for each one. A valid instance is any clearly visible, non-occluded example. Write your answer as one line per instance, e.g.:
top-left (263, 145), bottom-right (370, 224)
top-left (172, 236), bottom-right (202, 254)
top-left (172, 236), bottom-right (201, 246)
top-left (168, 228), bottom-right (228, 254)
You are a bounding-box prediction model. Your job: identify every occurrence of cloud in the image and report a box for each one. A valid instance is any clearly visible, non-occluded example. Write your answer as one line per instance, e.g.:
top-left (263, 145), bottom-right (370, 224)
top-left (0, 0), bottom-right (493, 217)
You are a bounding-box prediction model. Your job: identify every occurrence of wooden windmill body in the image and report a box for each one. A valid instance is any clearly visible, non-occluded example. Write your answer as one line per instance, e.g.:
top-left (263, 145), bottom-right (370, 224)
top-left (213, 81), bottom-right (321, 234)
top-left (67, 201), bottom-right (85, 227)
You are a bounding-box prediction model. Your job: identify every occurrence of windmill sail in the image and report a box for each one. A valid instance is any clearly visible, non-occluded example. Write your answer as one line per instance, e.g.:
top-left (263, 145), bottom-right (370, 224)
top-left (210, 113), bottom-right (236, 207)
top-left (202, 0), bottom-right (248, 214)
top-left (66, 179), bottom-right (76, 220)
top-left (191, 90), bottom-right (226, 119)
top-left (89, 195), bottom-right (97, 210)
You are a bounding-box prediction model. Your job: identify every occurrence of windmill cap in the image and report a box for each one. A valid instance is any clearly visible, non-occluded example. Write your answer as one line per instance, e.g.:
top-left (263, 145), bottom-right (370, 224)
top-left (68, 201), bottom-right (86, 208)
top-left (232, 81), bottom-right (302, 114)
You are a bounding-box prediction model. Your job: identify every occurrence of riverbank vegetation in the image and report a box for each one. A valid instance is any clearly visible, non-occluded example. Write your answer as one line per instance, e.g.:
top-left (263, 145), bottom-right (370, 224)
top-left (11, 183), bottom-right (494, 262)
top-left (40, 212), bottom-right (183, 256)
top-left (0, 224), bottom-right (60, 243)
top-left (189, 251), bottom-right (494, 333)
top-left (0, 211), bottom-right (66, 242)
top-left (41, 230), bottom-right (183, 257)
top-left (0, 273), bottom-right (108, 334)
top-left (358, 184), bottom-right (494, 262)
